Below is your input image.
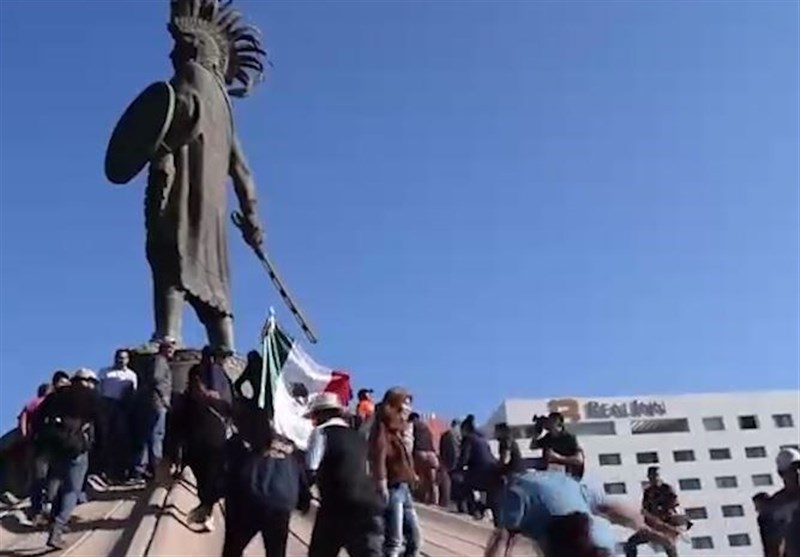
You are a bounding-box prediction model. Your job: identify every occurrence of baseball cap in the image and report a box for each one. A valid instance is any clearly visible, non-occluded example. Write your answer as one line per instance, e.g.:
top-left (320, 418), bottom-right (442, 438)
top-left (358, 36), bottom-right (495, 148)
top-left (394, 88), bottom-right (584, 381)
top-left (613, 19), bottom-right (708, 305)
top-left (776, 447), bottom-right (800, 472)
top-left (357, 388), bottom-right (373, 399)
top-left (73, 368), bottom-right (98, 382)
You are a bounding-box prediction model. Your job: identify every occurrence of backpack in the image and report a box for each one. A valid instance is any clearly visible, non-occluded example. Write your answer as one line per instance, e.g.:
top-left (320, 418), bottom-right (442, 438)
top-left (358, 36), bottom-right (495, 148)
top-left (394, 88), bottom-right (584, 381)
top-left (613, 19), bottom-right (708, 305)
top-left (40, 416), bottom-right (93, 457)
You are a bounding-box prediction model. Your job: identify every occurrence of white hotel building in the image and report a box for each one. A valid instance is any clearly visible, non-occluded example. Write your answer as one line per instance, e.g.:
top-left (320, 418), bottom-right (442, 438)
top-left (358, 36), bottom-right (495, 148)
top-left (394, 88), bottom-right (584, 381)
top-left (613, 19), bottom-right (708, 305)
top-left (484, 390), bottom-right (799, 556)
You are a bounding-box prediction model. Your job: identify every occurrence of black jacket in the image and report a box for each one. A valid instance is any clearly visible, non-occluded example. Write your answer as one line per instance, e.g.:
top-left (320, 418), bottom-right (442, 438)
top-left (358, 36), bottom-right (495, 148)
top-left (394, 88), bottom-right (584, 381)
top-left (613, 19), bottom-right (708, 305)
top-left (439, 430), bottom-right (460, 471)
top-left (35, 384), bottom-right (105, 452)
top-left (228, 437), bottom-right (311, 514)
top-left (315, 425), bottom-right (383, 515)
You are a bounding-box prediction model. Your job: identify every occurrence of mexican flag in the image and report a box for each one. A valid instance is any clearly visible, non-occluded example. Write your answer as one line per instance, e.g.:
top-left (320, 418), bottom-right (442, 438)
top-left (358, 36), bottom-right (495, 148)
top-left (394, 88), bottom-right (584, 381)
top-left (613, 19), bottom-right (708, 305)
top-left (260, 320), bottom-right (352, 449)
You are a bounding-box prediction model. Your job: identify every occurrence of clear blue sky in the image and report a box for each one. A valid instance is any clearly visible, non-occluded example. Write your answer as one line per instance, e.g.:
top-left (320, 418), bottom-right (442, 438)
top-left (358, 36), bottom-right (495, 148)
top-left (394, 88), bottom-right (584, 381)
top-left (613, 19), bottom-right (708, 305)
top-left (1, 1), bottom-right (798, 430)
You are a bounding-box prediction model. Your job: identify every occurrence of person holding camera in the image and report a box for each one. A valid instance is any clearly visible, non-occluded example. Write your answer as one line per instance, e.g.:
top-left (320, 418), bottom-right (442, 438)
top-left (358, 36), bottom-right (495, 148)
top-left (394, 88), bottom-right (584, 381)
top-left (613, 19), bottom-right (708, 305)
top-left (529, 412), bottom-right (584, 480)
top-left (624, 466), bottom-right (682, 557)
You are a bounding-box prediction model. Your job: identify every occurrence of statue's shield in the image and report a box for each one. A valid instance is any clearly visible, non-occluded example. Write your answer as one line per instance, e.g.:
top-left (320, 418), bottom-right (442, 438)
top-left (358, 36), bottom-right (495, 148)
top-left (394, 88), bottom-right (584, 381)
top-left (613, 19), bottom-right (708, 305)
top-left (105, 82), bottom-right (175, 185)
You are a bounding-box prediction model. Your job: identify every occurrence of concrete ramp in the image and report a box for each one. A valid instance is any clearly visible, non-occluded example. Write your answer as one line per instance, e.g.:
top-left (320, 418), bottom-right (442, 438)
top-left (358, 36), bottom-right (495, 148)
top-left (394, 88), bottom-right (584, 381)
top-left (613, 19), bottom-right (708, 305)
top-left (1, 476), bottom-right (535, 557)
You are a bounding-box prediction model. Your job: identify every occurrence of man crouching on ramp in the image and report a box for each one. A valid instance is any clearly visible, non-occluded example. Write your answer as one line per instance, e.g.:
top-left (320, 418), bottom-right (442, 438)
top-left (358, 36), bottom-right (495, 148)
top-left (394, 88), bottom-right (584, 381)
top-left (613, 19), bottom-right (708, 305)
top-left (484, 471), bottom-right (683, 557)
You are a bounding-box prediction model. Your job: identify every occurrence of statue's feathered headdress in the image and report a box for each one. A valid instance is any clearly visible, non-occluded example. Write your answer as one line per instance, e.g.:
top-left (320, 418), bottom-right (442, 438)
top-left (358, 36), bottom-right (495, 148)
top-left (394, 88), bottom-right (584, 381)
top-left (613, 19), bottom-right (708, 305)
top-left (168, 0), bottom-right (267, 98)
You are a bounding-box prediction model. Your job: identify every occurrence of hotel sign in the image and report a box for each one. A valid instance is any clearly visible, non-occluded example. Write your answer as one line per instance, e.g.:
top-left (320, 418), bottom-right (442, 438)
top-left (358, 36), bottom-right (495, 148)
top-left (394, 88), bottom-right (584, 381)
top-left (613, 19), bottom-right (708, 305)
top-left (548, 398), bottom-right (667, 422)
top-left (584, 400), bottom-right (667, 419)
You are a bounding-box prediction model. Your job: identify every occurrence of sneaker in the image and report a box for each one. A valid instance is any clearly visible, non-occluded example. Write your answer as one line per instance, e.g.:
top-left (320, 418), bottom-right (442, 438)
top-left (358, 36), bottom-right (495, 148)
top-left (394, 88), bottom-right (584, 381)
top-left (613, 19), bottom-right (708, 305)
top-left (46, 527), bottom-right (66, 550)
top-left (125, 477), bottom-right (147, 488)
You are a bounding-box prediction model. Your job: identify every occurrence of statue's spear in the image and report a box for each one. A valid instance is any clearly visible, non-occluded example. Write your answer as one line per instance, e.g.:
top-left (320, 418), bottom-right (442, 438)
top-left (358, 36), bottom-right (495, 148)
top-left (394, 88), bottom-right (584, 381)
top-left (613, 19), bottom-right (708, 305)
top-left (231, 211), bottom-right (318, 344)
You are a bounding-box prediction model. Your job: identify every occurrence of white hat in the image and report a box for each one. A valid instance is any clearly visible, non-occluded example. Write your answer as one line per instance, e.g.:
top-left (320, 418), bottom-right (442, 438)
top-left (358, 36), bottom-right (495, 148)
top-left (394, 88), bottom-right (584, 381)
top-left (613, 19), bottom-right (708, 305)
top-left (304, 392), bottom-right (344, 418)
top-left (73, 368), bottom-right (98, 382)
top-left (776, 447), bottom-right (800, 472)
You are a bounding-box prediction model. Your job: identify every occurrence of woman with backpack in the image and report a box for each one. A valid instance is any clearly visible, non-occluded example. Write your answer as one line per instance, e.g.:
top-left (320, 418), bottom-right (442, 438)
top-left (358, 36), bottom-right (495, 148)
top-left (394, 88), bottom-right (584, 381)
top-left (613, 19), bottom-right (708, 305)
top-left (222, 425), bottom-right (310, 557)
top-left (184, 346), bottom-right (235, 532)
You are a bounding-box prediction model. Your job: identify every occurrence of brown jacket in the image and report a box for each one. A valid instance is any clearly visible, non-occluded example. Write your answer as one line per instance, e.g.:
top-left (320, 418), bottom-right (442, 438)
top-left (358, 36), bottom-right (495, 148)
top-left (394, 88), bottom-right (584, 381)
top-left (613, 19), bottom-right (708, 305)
top-left (368, 388), bottom-right (416, 486)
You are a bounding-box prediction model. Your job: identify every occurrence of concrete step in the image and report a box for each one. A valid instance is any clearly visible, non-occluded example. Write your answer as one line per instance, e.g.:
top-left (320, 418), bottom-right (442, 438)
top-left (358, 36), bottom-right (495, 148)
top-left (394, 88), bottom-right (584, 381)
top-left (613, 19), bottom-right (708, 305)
top-left (1, 476), bottom-right (522, 557)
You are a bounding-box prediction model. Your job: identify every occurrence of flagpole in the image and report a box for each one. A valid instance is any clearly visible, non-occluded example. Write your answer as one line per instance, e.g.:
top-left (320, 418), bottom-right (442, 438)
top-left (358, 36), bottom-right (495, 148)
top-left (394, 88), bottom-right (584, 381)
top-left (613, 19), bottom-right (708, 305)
top-left (258, 307), bottom-right (277, 410)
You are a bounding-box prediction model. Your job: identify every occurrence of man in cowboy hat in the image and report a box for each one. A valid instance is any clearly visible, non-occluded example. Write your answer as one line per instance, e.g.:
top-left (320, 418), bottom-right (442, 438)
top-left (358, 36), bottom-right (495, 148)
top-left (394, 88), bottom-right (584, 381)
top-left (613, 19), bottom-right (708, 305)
top-left (305, 392), bottom-right (384, 557)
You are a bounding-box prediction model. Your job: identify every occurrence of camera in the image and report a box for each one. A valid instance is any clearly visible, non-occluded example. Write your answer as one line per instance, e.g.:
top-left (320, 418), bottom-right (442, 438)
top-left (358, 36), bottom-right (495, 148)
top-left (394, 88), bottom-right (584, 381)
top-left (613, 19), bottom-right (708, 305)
top-left (532, 414), bottom-right (548, 428)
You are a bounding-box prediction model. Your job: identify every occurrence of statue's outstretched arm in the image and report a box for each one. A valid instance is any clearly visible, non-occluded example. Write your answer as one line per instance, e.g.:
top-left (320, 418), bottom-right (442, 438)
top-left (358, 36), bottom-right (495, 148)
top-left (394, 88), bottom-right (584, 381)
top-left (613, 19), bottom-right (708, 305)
top-left (230, 134), bottom-right (264, 248)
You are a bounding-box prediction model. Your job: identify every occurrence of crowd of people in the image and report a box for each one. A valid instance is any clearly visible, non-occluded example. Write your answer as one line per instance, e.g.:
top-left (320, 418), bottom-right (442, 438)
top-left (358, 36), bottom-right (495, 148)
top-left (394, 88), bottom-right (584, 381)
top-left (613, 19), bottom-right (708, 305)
top-left (15, 339), bottom-right (180, 548)
top-left (13, 345), bottom-right (800, 557)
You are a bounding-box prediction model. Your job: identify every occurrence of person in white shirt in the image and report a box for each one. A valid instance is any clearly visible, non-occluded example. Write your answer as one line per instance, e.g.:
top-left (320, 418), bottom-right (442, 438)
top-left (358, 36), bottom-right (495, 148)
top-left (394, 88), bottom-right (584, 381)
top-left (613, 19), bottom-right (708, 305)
top-left (98, 349), bottom-right (138, 482)
top-left (99, 349), bottom-right (138, 401)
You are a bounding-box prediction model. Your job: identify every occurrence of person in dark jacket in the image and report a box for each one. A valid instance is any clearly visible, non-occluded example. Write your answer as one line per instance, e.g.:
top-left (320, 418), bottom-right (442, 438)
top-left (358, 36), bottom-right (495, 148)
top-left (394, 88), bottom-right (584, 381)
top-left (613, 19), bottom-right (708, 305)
top-left (233, 351), bottom-right (266, 403)
top-left (185, 346), bottom-right (234, 532)
top-left (438, 419), bottom-right (461, 510)
top-left (222, 426), bottom-right (310, 557)
top-left (306, 393), bottom-right (384, 557)
top-left (409, 413), bottom-right (438, 505)
top-left (495, 423), bottom-right (524, 477)
top-left (27, 371), bottom-right (72, 524)
top-left (133, 337), bottom-right (175, 482)
top-left (36, 368), bottom-right (104, 549)
top-left (457, 416), bottom-right (499, 521)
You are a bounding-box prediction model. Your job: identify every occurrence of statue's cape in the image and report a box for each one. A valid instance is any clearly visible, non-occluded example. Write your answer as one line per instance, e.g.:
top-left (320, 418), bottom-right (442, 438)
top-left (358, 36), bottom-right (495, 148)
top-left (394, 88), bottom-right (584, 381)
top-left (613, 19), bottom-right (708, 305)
top-left (105, 81), bottom-right (175, 185)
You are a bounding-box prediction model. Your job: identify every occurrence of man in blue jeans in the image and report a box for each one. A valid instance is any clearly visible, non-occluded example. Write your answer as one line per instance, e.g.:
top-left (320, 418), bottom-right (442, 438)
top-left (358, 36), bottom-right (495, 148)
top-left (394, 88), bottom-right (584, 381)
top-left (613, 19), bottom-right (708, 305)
top-left (35, 368), bottom-right (104, 549)
top-left (133, 338), bottom-right (175, 482)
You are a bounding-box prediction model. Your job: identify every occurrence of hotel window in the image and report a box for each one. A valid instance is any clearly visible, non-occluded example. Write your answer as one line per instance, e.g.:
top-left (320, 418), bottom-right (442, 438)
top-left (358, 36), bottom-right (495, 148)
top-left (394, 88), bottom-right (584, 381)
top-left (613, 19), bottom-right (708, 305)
top-left (631, 418), bottom-right (690, 434)
top-left (673, 449), bottom-right (695, 462)
top-left (728, 534), bottom-right (751, 547)
top-left (685, 507), bottom-right (708, 520)
top-left (721, 505), bottom-right (745, 517)
top-left (738, 415), bottom-right (759, 430)
top-left (702, 416), bottom-right (725, 431)
top-left (716, 476), bottom-right (738, 489)
top-left (691, 537), bottom-right (714, 550)
top-left (598, 453), bottom-right (622, 466)
top-left (781, 444), bottom-right (800, 451)
top-left (745, 446), bottom-right (767, 459)
top-left (679, 478), bottom-right (702, 491)
top-left (752, 474), bottom-right (774, 487)
top-left (604, 482), bottom-right (627, 495)
top-left (567, 421), bottom-right (617, 436)
top-left (709, 448), bottom-right (731, 460)
top-left (773, 414), bottom-right (795, 428)
top-left (636, 451), bottom-right (659, 464)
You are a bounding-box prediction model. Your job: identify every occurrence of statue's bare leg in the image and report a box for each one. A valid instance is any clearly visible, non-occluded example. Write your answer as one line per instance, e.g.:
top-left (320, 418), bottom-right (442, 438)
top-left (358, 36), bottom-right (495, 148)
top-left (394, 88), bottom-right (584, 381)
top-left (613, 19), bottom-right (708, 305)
top-left (190, 298), bottom-right (234, 352)
top-left (205, 315), bottom-right (235, 353)
top-left (152, 279), bottom-right (184, 345)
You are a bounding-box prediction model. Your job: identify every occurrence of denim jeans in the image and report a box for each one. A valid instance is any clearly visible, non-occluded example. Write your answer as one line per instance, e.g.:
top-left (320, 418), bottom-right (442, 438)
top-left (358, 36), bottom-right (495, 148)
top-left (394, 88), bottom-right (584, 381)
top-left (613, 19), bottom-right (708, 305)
top-left (135, 405), bottom-right (167, 476)
top-left (29, 449), bottom-right (51, 515)
top-left (384, 483), bottom-right (421, 557)
top-left (49, 452), bottom-right (89, 528)
top-left (103, 399), bottom-right (134, 479)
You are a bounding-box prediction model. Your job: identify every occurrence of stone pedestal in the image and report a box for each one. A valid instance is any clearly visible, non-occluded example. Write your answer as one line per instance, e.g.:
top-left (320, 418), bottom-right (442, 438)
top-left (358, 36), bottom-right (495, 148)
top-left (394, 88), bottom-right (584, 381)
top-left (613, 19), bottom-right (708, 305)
top-left (127, 347), bottom-right (247, 393)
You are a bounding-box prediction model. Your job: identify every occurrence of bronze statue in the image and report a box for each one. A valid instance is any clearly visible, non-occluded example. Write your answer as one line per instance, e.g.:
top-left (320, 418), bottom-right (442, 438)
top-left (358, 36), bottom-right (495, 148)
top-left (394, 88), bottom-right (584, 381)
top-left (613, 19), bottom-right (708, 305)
top-left (105, 0), bottom-right (267, 351)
